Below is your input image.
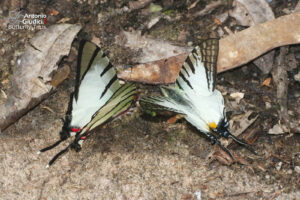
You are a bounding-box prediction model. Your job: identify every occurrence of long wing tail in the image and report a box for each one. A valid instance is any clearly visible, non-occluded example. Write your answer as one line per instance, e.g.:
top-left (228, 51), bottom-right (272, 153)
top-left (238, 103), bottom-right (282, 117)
top-left (140, 95), bottom-right (185, 115)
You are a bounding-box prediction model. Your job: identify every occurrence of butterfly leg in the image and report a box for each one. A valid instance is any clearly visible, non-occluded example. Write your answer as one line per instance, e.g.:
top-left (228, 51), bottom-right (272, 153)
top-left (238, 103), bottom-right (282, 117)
top-left (207, 133), bottom-right (234, 159)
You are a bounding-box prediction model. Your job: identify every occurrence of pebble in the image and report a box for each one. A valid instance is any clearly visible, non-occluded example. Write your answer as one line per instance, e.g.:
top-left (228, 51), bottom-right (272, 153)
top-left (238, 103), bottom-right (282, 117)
top-left (265, 102), bottom-right (271, 109)
top-left (295, 166), bottom-right (300, 174)
top-left (265, 175), bottom-right (270, 179)
top-left (294, 71), bottom-right (300, 82)
top-left (0, 48), bottom-right (5, 56)
top-left (275, 162), bottom-right (282, 171)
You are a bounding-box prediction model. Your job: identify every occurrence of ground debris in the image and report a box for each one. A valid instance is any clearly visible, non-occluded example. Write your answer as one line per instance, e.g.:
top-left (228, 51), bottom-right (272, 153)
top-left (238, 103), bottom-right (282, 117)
top-left (0, 24), bottom-right (81, 131)
top-left (118, 13), bottom-right (300, 84)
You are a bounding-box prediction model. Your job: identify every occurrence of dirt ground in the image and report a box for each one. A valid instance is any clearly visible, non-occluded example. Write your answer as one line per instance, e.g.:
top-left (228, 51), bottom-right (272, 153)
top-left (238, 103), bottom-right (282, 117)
top-left (0, 0), bottom-right (300, 200)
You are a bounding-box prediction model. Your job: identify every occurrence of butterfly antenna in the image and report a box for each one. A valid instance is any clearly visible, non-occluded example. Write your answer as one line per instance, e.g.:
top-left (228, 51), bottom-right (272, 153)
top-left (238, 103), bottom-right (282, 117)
top-left (229, 133), bottom-right (257, 155)
top-left (46, 145), bottom-right (70, 168)
top-left (37, 139), bottom-right (63, 154)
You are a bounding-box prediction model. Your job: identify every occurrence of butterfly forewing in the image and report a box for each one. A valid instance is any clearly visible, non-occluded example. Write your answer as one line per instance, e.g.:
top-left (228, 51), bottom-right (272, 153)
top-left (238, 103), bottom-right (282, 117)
top-left (175, 39), bottom-right (219, 96)
top-left (70, 41), bottom-right (133, 129)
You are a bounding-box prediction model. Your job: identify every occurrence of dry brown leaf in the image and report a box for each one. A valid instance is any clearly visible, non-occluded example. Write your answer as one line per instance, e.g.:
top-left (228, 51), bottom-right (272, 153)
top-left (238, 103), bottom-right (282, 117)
top-left (118, 12), bottom-right (300, 84)
top-left (261, 77), bottom-right (272, 87)
top-left (229, 0), bottom-right (275, 74)
top-left (229, 0), bottom-right (274, 26)
top-left (116, 30), bottom-right (192, 63)
top-left (46, 9), bottom-right (60, 16)
top-left (167, 114), bottom-right (184, 124)
top-left (128, 0), bottom-right (153, 10)
top-left (50, 64), bottom-right (70, 87)
top-left (0, 24), bottom-right (81, 131)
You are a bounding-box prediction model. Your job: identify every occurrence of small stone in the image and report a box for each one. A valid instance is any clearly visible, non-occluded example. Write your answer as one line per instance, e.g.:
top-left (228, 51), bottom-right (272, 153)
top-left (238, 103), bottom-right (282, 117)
top-left (187, 41), bottom-right (193, 46)
top-left (265, 175), bottom-right (270, 179)
top-left (276, 162), bottom-right (282, 171)
top-left (265, 102), bottom-right (271, 109)
top-left (295, 166), bottom-right (300, 174)
top-left (122, 6), bottom-right (129, 12)
top-left (287, 169), bottom-right (293, 174)
top-left (294, 71), bottom-right (300, 82)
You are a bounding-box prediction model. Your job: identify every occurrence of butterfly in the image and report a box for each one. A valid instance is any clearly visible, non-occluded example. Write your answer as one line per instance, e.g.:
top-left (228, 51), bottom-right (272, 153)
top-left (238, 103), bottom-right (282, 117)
top-left (140, 39), bottom-right (255, 157)
top-left (38, 41), bottom-right (137, 168)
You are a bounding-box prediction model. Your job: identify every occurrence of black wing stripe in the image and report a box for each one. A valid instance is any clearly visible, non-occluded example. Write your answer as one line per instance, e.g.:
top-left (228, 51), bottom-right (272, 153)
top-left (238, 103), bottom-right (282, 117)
top-left (186, 54), bottom-right (195, 74)
top-left (179, 72), bottom-right (193, 89)
top-left (176, 80), bottom-right (183, 90)
top-left (109, 83), bottom-right (132, 101)
top-left (81, 47), bottom-right (101, 82)
top-left (100, 74), bottom-right (118, 98)
top-left (75, 42), bottom-right (100, 101)
top-left (100, 62), bottom-right (113, 77)
top-left (94, 92), bottom-right (135, 122)
top-left (181, 64), bottom-right (190, 77)
top-left (121, 87), bottom-right (136, 98)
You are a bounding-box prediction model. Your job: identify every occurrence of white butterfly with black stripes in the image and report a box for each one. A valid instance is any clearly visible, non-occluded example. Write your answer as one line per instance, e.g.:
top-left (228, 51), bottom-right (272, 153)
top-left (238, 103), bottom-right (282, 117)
top-left (140, 39), bottom-right (255, 157)
top-left (38, 41), bottom-right (137, 167)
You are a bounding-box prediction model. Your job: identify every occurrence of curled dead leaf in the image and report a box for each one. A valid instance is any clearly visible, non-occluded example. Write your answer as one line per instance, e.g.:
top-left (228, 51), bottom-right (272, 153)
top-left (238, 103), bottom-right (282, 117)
top-left (118, 13), bottom-right (300, 84)
top-left (0, 23), bottom-right (81, 131)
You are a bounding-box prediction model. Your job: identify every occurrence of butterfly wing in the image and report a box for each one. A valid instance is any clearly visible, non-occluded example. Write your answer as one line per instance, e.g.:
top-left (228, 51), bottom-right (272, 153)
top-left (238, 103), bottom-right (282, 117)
top-left (80, 82), bottom-right (136, 132)
top-left (70, 41), bottom-right (135, 129)
top-left (140, 39), bottom-right (219, 114)
top-left (175, 39), bottom-right (219, 96)
top-left (140, 86), bottom-right (194, 115)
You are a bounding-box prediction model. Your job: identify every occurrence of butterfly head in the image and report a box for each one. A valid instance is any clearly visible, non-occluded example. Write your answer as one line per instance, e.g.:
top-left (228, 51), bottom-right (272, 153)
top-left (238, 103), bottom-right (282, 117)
top-left (208, 118), bottom-right (230, 138)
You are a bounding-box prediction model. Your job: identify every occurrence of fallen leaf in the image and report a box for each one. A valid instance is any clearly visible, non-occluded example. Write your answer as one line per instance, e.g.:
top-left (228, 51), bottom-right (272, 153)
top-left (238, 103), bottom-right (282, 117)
top-left (193, 1), bottom-right (223, 17)
top-left (230, 111), bottom-right (258, 136)
top-left (118, 12), bottom-right (300, 84)
top-left (261, 77), bottom-right (272, 87)
top-left (230, 92), bottom-right (244, 104)
top-left (116, 30), bottom-right (192, 63)
top-left (268, 124), bottom-right (285, 135)
top-left (50, 64), bottom-right (70, 87)
top-left (167, 114), bottom-right (184, 124)
top-left (0, 24), bottom-right (81, 131)
top-left (46, 9), bottom-right (59, 16)
top-left (57, 17), bottom-right (71, 23)
top-left (229, 0), bottom-right (275, 74)
top-left (149, 3), bottom-right (162, 13)
top-left (214, 17), bottom-right (222, 25)
top-left (229, 0), bottom-right (274, 26)
top-left (0, 89), bottom-right (7, 99)
top-left (128, 0), bottom-right (153, 10)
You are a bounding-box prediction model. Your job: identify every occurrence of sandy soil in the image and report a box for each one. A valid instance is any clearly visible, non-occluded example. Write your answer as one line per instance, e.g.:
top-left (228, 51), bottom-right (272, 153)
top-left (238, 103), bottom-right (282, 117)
top-left (0, 0), bottom-right (300, 199)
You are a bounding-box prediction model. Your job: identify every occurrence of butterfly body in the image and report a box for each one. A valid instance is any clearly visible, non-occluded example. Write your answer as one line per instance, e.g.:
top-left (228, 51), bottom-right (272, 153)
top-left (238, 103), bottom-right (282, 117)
top-left (39, 41), bottom-right (136, 167)
top-left (140, 39), bottom-right (254, 156)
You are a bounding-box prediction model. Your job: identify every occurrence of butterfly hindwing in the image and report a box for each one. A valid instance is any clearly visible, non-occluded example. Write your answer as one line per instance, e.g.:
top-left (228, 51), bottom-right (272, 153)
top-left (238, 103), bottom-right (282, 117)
top-left (81, 82), bottom-right (136, 132)
top-left (175, 39), bottom-right (219, 96)
top-left (140, 86), bottom-right (189, 115)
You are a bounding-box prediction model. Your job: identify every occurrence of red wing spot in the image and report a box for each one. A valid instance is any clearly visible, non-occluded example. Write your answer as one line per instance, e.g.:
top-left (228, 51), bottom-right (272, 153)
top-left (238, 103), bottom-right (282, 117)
top-left (80, 133), bottom-right (90, 140)
top-left (71, 128), bottom-right (81, 132)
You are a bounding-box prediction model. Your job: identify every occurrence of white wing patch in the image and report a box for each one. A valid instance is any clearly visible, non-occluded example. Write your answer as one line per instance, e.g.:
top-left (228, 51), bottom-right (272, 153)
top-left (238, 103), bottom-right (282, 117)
top-left (70, 42), bottom-right (120, 128)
